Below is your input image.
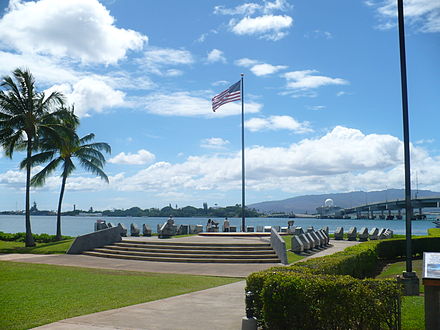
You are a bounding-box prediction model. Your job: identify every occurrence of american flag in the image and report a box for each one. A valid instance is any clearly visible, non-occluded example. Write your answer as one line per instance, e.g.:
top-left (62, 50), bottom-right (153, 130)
top-left (212, 80), bottom-right (241, 112)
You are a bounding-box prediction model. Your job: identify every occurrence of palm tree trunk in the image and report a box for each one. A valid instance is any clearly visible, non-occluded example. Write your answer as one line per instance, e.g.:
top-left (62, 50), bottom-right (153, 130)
top-left (56, 174), bottom-right (67, 241)
top-left (25, 139), bottom-right (35, 247)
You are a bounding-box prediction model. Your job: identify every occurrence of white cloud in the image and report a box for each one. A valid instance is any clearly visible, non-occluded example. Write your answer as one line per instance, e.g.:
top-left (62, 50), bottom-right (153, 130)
top-left (415, 139), bottom-right (435, 144)
top-left (0, 0), bottom-right (147, 64)
top-left (0, 169), bottom-right (26, 188)
top-left (245, 115), bottom-right (313, 133)
top-left (207, 49), bottom-right (226, 63)
top-left (0, 167), bottom-right (115, 192)
top-left (235, 58), bottom-right (287, 76)
top-left (308, 105), bottom-right (326, 111)
top-left (214, 0), bottom-right (291, 16)
top-left (212, 80), bottom-right (230, 86)
top-left (139, 92), bottom-right (262, 117)
top-left (304, 30), bottom-right (333, 39)
top-left (92, 71), bottom-right (155, 91)
top-left (251, 63), bottom-right (287, 76)
top-left (138, 47), bottom-right (193, 76)
top-left (214, 3), bottom-right (262, 16)
top-left (231, 15), bottom-right (293, 40)
top-left (283, 70), bottom-right (348, 90)
top-left (46, 78), bottom-right (126, 117)
top-left (2, 126), bottom-right (440, 197)
top-left (374, 0), bottom-right (440, 32)
top-left (104, 126), bottom-right (436, 195)
top-left (0, 51), bottom-right (79, 85)
top-left (201, 137), bottom-right (230, 149)
top-left (0, 52), bottom-right (155, 94)
top-left (235, 58), bottom-right (260, 67)
top-left (109, 149), bottom-right (156, 165)
top-left (196, 29), bottom-right (219, 43)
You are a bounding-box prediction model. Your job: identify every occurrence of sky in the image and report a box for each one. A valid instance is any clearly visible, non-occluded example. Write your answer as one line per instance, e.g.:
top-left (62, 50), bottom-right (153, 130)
top-left (0, 0), bottom-right (439, 212)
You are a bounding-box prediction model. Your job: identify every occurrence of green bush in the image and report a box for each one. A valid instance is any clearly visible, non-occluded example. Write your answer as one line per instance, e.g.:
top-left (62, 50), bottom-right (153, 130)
top-left (251, 271), bottom-right (400, 330)
top-left (246, 236), bottom-right (440, 329)
top-left (428, 228), bottom-right (440, 236)
top-left (0, 231), bottom-right (72, 243)
top-left (375, 236), bottom-right (440, 259)
top-left (295, 241), bottom-right (379, 278)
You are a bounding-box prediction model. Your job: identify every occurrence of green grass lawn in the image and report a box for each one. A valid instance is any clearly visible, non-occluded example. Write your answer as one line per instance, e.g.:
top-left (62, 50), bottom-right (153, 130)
top-left (401, 296), bottom-right (424, 330)
top-left (377, 259), bottom-right (424, 292)
top-left (0, 239), bottom-right (74, 254)
top-left (376, 259), bottom-right (424, 329)
top-left (0, 235), bottom-right (198, 255)
top-left (0, 261), bottom-right (240, 329)
top-left (282, 235), bottom-right (306, 264)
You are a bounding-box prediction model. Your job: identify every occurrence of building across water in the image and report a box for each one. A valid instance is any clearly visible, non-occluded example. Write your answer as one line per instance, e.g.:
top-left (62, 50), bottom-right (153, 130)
top-left (316, 199), bottom-right (343, 218)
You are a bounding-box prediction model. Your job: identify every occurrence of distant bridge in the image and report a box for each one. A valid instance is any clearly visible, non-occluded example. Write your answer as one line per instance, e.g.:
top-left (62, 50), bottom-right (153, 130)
top-left (341, 196), bottom-right (440, 219)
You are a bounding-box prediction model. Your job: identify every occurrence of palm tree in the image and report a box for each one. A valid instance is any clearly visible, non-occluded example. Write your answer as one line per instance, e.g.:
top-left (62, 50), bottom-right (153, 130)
top-left (31, 117), bottom-right (111, 240)
top-left (0, 68), bottom-right (70, 247)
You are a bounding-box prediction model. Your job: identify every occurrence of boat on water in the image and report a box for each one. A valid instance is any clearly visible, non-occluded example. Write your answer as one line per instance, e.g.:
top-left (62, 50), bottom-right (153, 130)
top-left (432, 219), bottom-right (440, 228)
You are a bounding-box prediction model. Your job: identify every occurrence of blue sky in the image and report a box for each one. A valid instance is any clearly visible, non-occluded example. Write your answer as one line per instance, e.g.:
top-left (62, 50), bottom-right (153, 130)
top-left (0, 0), bottom-right (439, 212)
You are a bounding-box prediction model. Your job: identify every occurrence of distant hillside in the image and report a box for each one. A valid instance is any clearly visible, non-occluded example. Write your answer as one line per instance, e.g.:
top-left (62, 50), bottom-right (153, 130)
top-left (249, 189), bottom-right (440, 214)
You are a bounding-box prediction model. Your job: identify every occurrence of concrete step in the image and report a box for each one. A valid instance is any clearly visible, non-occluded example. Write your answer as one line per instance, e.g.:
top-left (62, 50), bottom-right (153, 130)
top-left (93, 248), bottom-right (278, 259)
top-left (84, 239), bottom-right (281, 264)
top-left (103, 245), bottom-right (276, 255)
top-left (114, 241), bottom-right (271, 248)
top-left (83, 251), bottom-right (280, 263)
top-left (109, 244), bottom-right (273, 252)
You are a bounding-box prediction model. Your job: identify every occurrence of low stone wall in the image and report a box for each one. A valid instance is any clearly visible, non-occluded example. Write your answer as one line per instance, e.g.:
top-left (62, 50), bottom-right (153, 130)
top-left (270, 227), bottom-right (288, 264)
top-left (67, 224), bottom-right (123, 254)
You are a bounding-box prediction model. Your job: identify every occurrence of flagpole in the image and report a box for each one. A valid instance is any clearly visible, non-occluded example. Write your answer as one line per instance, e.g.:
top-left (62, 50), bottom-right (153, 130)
top-left (241, 73), bottom-right (246, 232)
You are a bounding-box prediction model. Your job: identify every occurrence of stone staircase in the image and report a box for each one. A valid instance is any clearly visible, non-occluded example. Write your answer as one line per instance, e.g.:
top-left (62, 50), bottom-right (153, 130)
top-left (83, 240), bottom-right (281, 263)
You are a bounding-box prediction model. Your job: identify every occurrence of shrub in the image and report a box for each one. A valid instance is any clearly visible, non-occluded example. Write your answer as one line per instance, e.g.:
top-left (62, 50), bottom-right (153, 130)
top-left (0, 231), bottom-right (72, 243)
top-left (375, 236), bottom-right (440, 259)
top-left (294, 241), bottom-right (379, 278)
top-left (246, 236), bottom-right (440, 329)
top-left (252, 271), bottom-right (400, 330)
top-left (428, 228), bottom-right (440, 236)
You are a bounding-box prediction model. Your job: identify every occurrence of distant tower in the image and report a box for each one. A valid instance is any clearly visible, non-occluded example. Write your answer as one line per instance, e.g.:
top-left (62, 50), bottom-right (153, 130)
top-left (73, 204), bottom-right (76, 211)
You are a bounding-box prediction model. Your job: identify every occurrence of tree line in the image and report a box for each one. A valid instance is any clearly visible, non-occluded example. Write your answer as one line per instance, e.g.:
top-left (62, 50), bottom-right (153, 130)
top-left (0, 69), bottom-right (110, 246)
top-left (99, 204), bottom-right (261, 218)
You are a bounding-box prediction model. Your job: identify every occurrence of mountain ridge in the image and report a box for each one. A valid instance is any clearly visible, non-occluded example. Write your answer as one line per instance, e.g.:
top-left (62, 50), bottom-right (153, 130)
top-left (249, 189), bottom-right (440, 214)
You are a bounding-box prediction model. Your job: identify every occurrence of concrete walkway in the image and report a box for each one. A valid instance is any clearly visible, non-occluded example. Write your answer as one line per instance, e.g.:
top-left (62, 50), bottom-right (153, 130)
top-left (35, 281), bottom-right (247, 330)
top-left (0, 238), bottom-right (359, 329)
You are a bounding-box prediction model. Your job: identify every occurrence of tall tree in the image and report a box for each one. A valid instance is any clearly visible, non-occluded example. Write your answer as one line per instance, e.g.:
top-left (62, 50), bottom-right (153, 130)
top-left (0, 68), bottom-right (69, 247)
top-left (31, 117), bottom-right (111, 240)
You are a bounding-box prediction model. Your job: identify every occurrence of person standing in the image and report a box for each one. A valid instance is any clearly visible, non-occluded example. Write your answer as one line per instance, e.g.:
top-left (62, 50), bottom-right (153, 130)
top-left (223, 217), bottom-right (230, 232)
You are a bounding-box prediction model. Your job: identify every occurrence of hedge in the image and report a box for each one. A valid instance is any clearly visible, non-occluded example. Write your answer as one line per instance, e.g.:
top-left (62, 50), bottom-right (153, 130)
top-left (428, 228), bottom-right (440, 236)
top-left (247, 271), bottom-right (400, 330)
top-left (0, 231), bottom-right (72, 243)
top-left (246, 237), bottom-right (440, 329)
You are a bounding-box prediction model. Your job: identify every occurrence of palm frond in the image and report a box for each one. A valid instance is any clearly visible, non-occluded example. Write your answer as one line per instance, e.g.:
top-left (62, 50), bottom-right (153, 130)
top-left (3, 131), bottom-right (25, 158)
top-left (0, 75), bottom-right (25, 109)
top-left (75, 147), bottom-right (106, 164)
top-left (84, 142), bottom-right (111, 154)
top-left (79, 133), bottom-right (95, 144)
top-left (41, 90), bottom-right (65, 110)
top-left (31, 157), bottom-right (62, 187)
top-left (79, 158), bottom-right (109, 183)
top-left (21, 151), bottom-right (56, 169)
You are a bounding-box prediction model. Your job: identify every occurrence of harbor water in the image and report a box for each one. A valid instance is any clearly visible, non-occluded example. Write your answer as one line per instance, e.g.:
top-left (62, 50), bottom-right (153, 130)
top-left (0, 215), bottom-right (436, 237)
